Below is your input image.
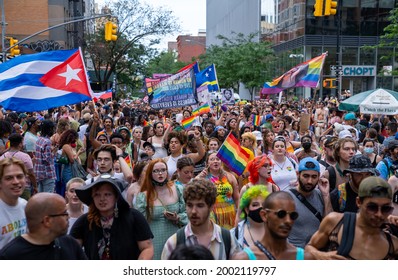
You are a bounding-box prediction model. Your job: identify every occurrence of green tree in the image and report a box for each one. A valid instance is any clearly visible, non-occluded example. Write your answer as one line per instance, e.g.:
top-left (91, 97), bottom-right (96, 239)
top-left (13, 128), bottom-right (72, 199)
top-left (85, 0), bottom-right (180, 96)
top-left (199, 33), bottom-right (275, 99)
top-left (145, 51), bottom-right (187, 76)
top-left (370, 4), bottom-right (398, 75)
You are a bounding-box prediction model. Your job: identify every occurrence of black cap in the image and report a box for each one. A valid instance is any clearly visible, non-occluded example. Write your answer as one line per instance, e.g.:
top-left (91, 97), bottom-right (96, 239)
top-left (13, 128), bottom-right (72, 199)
top-left (26, 117), bottom-right (38, 128)
top-left (388, 140), bottom-right (398, 151)
top-left (343, 154), bottom-right (380, 176)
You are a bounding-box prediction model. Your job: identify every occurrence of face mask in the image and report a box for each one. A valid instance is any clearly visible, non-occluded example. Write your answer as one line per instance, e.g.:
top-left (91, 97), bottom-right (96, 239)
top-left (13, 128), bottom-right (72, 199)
top-left (393, 190), bottom-right (398, 204)
top-left (363, 147), bottom-right (373, 154)
top-left (152, 178), bottom-right (168, 187)
top-left (70, 143), bottom-right (77, 148)
top-left (302, 142), bottom-right (311, 150)
top-left (248, 207), bottom-right (263, 223)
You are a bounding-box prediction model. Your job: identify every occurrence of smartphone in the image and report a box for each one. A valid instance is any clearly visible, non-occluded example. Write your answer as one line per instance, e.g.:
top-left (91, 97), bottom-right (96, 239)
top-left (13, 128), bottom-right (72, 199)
top-left (165, 211), bottom-right (174, 216)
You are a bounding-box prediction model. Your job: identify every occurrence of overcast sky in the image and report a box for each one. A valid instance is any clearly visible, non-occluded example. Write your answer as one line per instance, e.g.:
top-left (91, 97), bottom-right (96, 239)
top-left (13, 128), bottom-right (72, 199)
top-left (143, 0), bottom-right (206, 51)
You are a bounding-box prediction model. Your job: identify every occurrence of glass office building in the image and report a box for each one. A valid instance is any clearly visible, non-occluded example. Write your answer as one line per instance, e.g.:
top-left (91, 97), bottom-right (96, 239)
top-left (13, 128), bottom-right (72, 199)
top-left (271, 0), bottom-right (398, 98)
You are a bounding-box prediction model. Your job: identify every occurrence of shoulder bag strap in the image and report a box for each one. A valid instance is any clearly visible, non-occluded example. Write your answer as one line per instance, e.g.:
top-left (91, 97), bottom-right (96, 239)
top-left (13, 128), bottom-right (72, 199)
top-left (290, 189), bottom-right (323, 222)
top-left (337, 212), bottom-right (356, 257)
top-left (221, 227), bottom-right (231, 259)
top-left (176, 226), bottom-right (186, 246)
top-left (326, 165), bottom-right (337, 191)
top-left (254, 241), bottom-right (276, 260)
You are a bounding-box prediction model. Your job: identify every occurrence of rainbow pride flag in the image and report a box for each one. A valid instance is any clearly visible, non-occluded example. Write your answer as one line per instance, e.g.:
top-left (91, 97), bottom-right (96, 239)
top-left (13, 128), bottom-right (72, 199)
top-left (192, 103), bottom-right (211, 117)
top-left (124, 155), bottom-right (132, 169)
top-left (181, 115), bottom-right (195, 130)
top-left (216, 132), bottom-right (251, 176)
top-left (262, 53), bottom-right (327, 94)
top-left (252, 114), bottom-right (261, 126)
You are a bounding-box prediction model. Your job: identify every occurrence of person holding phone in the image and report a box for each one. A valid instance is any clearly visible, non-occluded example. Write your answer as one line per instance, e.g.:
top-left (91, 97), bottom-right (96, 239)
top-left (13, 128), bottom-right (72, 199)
top-left (135, 159), bottom-right (188, 259)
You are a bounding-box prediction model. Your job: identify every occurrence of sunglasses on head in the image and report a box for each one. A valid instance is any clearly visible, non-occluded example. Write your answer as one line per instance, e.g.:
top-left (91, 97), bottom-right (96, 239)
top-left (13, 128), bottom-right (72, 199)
top-left (304, 161), bottom-right (316, 169)
top-left (274, 136), bottom-right (286, 143)
top-left (365, 203), bottom-right (394, 215)
top-left (266, 209), bottom-right (299, 220)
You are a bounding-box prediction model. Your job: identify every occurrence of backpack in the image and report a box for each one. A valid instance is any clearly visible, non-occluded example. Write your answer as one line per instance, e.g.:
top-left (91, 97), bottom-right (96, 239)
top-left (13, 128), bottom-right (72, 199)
top-left (176, 226), bottom-right (231, 259)
top-left (382, 159), bottom-right (394, 178)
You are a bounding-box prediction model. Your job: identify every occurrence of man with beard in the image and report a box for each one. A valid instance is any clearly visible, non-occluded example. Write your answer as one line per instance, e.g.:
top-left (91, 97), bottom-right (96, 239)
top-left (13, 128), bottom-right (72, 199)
top-left (330, 154), bottom-right (379, 213)
top-left (287, 157), bottom-right (332, 248)
top-left (233, 191), bottom-right (314, 260)
top-left (161, 178), bottom-right (241, 260)
top-left (0, 193), bottom-right (87, 259)
top-left (306, 177), bottom-right (398, 259)
top-left (318, 136), bottom-right (337, 175)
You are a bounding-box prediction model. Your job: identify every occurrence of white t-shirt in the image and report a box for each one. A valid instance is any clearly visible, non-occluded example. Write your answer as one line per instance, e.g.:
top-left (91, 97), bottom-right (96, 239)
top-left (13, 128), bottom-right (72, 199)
top-left (271, 157), bottom-right (298, 191)
top-left (0, 198), bottom-right (28, 250)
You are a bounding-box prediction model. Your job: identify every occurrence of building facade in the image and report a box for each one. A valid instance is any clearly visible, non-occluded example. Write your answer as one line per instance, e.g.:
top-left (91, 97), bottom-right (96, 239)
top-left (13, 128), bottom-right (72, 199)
top-left (1, 0), bottom-right (94, 54)
top-left (176, 34), bottom-right (206, 63)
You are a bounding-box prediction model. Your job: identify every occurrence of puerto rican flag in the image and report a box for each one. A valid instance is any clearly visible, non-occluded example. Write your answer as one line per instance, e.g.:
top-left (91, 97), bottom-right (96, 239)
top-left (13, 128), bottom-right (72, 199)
top-left (0, 48), bottom-right (93, 112)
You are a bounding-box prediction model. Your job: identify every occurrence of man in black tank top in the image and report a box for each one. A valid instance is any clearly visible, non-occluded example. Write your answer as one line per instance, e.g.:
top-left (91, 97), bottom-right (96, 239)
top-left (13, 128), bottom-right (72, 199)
top-left (306, 177), bottom-right (398, 260)
top-left (330, 154), bottom-right (380, 213)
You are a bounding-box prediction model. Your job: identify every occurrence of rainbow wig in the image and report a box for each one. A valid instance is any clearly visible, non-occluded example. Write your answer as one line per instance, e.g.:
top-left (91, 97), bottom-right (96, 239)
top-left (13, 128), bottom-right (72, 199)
top-left (239, 185), bottom-right (270, 219)
top-left (247, 155), bottom-right (273, 184)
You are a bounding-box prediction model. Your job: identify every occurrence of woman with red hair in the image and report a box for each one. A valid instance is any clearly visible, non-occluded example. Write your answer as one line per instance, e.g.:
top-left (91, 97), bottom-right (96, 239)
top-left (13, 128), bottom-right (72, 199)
top-left (235, 155), bottom-right (279, 225)
top-left (135, 158), bottom-right (188, 259)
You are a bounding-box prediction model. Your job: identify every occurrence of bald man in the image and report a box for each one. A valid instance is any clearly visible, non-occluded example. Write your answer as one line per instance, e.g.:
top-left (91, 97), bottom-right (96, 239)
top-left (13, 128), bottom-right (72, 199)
top-left (0, 193), bottom-right (87, 260)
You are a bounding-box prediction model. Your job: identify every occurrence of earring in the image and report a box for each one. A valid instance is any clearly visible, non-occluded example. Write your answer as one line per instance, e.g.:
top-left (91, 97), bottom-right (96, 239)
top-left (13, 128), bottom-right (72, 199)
top-left (114, 202), bottom-right (119, 218)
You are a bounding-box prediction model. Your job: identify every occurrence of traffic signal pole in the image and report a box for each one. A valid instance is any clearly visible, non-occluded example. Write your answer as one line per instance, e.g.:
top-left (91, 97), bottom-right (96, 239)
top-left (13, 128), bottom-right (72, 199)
top-left (1, 13), bottom-right (111, 62)
top-left (335, 0), bottom-right (342, 99)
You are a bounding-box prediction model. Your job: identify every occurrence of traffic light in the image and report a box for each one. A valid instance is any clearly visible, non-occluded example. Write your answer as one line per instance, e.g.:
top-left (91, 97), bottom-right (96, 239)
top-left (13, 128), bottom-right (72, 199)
top-left (314, 0), bottom-right (324, 17)
top-left (104, 21), bottom-right (117, 41)
top-left (324, 0), bottom-right (337, 16)
top-left (9, 37), bottom-right (20, 56)
top-left (323, 78), bottom-right (337, 88)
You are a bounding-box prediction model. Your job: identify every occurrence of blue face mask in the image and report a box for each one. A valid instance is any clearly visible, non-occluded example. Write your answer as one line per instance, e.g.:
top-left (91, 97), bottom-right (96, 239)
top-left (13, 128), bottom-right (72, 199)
top-left (364, 147), bottom-right (373, 154)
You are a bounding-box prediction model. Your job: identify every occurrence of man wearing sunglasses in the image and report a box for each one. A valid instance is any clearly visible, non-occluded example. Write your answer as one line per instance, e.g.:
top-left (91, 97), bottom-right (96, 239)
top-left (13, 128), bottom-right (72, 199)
top-left (287, 157), bottom-right (332, 249)
top-left (0, 193), bottom-right (87, 259)
top-left (232, 191), bottom-right (314, 260)
top-left (306, 176), bottom-right (398, 260)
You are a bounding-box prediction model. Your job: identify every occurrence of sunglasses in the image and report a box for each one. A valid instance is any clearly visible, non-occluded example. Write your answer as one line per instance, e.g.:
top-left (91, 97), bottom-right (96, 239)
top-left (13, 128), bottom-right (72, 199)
top-left (304, 161), bottom-right (316, 169)
top-left (365, 203), bottom-right (394, 215)
top-left (274, 136), bottom-right (286, 143)
top-left (266, 209), bottom-right (299, 220)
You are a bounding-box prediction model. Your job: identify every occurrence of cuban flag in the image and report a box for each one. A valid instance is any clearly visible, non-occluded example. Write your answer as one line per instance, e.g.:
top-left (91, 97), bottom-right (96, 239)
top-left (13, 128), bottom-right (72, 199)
top-left (0, 48), bottom-right (93, 112)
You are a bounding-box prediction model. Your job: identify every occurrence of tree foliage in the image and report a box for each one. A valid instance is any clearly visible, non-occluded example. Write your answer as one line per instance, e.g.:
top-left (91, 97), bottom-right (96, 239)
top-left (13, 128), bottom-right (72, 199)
top-left (145, 51), bottom-right (187, 76)
top-left (199, 33), bottom-right (275, 95)
top-left (372, 5), bottom-right (398, 75)
top-left (84, 0), bottom-right (180, 95)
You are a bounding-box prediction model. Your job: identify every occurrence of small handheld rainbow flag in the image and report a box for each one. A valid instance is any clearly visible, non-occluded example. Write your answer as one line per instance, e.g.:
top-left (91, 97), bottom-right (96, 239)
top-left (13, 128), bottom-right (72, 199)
top-left (122, 155), bottom-right (132, 169)
top-left (142, 120), bottom-right (149, 127)
top-left (181, 115), bottom-right (195, 130)
top-left (252, 114), bottom-right (261, 126)
top-left (216, 132), bottom-right (251, 176)
top-left (192, 103), bottom-right (211, 117)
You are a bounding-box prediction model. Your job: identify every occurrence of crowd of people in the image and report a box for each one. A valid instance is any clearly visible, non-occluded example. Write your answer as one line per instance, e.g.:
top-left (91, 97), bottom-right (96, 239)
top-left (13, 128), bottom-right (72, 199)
top-left (1, 96), bottom-right (398, 260)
